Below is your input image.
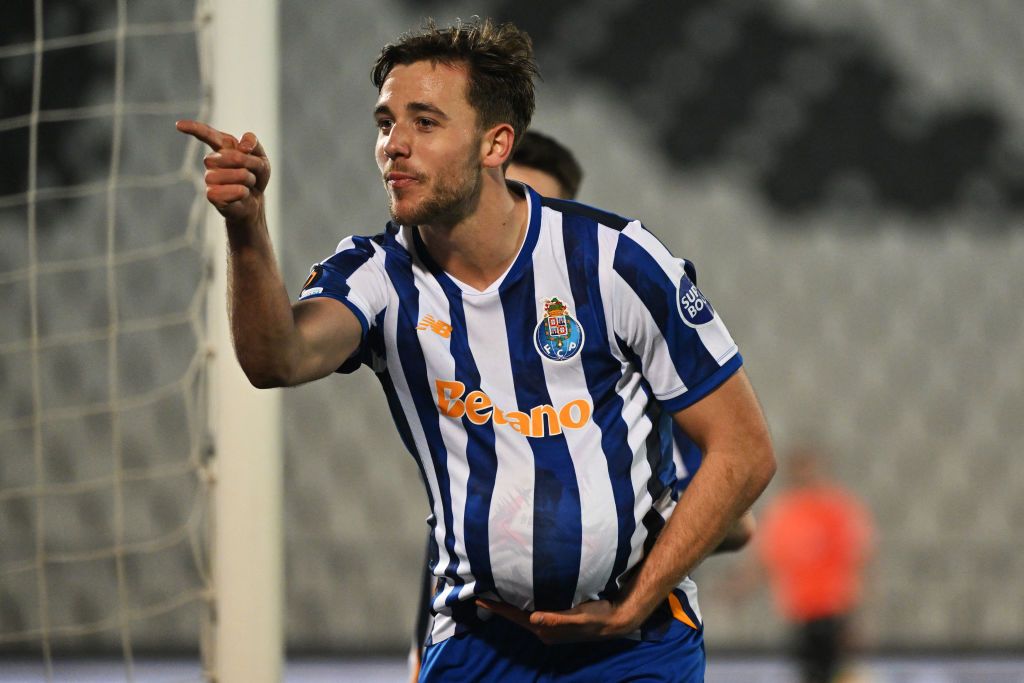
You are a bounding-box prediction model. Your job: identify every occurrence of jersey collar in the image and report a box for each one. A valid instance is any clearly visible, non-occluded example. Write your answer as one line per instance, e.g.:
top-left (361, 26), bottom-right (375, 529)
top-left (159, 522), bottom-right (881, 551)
top-left (409, 182), bottom-right (543, 297)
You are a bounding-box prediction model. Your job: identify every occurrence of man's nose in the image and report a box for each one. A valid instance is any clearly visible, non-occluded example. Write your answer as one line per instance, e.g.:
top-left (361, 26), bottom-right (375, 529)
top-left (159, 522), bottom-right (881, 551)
top-left (383, 123), bottom-right (411, 160)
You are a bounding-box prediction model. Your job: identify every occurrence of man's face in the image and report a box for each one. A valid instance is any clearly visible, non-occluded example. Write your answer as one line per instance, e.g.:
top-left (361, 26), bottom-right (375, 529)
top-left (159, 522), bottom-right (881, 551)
top-left (374, 60), bottom-right (484, 227)
top-left (506, 163), bottom-right (567, 199)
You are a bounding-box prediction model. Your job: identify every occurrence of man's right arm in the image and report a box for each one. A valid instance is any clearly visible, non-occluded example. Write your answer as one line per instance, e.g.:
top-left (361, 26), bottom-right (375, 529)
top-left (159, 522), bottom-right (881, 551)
top-left (224, 208), bottom-right (362, 388)
top-left (177, 119), bottom-right (362, 388)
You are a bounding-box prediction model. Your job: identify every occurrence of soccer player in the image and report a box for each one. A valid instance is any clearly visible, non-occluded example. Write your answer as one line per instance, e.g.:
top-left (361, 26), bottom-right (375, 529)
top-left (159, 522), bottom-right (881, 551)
top-left (177, 18), bottom-right (775, 682)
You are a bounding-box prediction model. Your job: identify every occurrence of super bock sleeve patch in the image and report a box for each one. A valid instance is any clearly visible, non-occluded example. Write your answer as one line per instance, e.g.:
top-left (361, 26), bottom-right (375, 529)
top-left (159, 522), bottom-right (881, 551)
top-left (677, 275), bottom-right (716, 327)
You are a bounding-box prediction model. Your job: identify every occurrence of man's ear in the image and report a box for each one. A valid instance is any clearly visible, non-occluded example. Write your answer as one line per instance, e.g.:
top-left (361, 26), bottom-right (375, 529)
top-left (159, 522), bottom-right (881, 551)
top-left (481, 124), bottom-right (515, 169)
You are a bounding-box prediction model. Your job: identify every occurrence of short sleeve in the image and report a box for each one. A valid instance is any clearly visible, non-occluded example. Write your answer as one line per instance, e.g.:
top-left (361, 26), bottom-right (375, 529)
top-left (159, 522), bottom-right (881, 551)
top-left (612, 221), bottom-right (742, 413)
top-left (298, 234), bottom-right (389, 372)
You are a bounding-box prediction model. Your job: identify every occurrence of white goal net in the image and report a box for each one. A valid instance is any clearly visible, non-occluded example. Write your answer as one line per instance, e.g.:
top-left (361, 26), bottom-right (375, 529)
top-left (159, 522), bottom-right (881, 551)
top-left (0, 1), bottom-right (216, 680)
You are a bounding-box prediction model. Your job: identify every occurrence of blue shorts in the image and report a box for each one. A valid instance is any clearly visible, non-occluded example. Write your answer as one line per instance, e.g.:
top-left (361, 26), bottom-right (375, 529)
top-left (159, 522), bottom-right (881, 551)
top-left (419, 606), bottom-right (705, 682)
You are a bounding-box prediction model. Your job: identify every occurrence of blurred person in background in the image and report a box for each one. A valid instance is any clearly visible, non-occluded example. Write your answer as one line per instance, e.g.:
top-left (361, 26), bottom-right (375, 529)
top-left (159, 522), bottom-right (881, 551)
top-left (755, 446), bottom-right (874, 683)
top-left (407, 130), bottom-right (757, 680)
top-left (503, 129), bottom-right (583, 200)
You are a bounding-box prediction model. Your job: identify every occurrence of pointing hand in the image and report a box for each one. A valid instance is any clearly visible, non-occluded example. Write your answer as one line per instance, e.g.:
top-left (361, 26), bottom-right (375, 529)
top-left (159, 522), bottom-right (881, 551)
top-left (176, 119), bottom-right (271, 224)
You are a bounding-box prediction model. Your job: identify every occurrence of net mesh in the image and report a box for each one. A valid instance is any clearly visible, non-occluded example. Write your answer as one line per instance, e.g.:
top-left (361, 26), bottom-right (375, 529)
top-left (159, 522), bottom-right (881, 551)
top-left (0, 0), bottom-right (215, 679)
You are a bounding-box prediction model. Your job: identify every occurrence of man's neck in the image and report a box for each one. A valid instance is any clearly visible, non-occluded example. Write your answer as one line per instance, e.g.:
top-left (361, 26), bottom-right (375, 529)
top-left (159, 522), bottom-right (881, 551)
top-left (417, 174), bottom-right (528, 292)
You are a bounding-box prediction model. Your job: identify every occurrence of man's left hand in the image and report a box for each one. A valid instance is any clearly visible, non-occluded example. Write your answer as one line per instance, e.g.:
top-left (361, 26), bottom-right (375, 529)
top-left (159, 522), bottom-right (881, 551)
top-left (475, 598), bottom-right (640, 644)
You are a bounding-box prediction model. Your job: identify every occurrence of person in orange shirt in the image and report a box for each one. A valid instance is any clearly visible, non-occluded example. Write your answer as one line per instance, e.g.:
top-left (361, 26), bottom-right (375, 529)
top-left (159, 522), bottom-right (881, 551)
top-left (756, 446), bottom-right (874, 683)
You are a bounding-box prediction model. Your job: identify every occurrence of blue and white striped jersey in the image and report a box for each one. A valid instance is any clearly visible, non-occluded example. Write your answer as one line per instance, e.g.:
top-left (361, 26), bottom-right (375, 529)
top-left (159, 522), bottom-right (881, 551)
top-left (299, 185), bottom-right (742, 643)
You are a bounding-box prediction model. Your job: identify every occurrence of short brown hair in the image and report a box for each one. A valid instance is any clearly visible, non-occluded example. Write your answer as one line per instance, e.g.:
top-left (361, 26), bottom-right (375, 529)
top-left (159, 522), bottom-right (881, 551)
top-left (512, 131), bottom-right (584, 199)
top-left (371, 18), bottom-right (539, 151)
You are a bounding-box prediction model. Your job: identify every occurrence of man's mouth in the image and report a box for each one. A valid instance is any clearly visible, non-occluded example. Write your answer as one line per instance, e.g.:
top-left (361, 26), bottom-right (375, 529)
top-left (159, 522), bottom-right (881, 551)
top-left (385, 171), bottom-right (418, 189)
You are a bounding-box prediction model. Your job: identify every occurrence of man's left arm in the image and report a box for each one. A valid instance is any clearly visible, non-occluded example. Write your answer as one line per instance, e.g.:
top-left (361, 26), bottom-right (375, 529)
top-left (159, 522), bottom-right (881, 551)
top-left (480, 368), bottom-right (774, 641)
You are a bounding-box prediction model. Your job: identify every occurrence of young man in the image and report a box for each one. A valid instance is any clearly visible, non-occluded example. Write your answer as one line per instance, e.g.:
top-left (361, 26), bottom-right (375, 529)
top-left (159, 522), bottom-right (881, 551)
top-left (177, 18), bottom-right (774, 682)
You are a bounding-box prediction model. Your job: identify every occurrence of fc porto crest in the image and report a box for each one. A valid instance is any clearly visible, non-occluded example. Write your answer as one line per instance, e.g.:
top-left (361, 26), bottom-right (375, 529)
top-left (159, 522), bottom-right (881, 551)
top-left (534, 297), bottom-right (585, 362)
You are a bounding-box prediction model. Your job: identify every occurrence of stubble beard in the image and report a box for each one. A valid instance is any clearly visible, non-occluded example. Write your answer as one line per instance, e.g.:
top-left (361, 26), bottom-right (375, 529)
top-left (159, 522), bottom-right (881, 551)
top-left (388, 151), bottom-right (483, 228)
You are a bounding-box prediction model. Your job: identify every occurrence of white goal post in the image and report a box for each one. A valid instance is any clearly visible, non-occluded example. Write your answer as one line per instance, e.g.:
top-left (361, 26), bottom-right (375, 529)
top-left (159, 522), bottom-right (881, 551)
top-left (203, 1), bottom-right (284, 682)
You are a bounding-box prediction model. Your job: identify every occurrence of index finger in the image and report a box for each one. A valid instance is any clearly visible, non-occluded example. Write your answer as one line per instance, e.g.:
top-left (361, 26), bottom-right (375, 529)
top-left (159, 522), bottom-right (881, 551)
top-left (175, 119), bottom-right (238, 151)
top-left (529, 609), bottom-right (584, 627)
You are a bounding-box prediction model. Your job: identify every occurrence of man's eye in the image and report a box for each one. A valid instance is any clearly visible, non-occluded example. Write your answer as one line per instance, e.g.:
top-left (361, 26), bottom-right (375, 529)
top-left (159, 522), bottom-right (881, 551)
top-left (417, 118), bottom-right (436, 129)
top-left (376, 119), bottom-right (393, 131)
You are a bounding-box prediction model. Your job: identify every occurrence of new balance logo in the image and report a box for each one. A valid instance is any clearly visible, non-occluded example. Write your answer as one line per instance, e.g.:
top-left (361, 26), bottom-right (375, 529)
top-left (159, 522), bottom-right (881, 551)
top-left (417, 315), bottom-right (452, 339)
